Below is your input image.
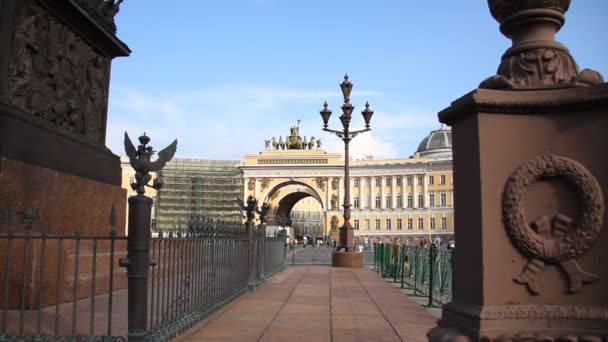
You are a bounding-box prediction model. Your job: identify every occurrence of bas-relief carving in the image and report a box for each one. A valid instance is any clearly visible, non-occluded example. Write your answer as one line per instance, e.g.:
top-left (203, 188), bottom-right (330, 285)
top-left (444, 303), bottom-right (608, 321)
top-left (260, 178), bottom-right (272, 190)
top-left (331, 194), bottom-right (338, 211)
top-left (7, 1), bottom-right (110, 144)
top-left (315, 177), bottom-right (326, 190)
top-left (77, 0), bottom-right (123, 33)
top-left (247, 178), bottom-right (255, 191)
top-left (429, 326), bottom-right (607, 342)
top-left (331, 178), bottom-right (339, 190)
top-left (480, 0), bottom-right (604, 90)
top-left (330, 215), bottom-right (339, 232)
top-left (480, 49), bottom-right (604, 90)
top-left (258, 159), bottom-right (329, 165)
top-left (502, 155), bottom-right (604, 295)
top-left (429, 304), bottom-right (608, 341)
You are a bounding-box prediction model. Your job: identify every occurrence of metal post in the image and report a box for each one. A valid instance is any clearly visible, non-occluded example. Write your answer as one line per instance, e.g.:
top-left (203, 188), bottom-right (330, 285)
top-left (319, 74), bottom-right (374, 254)
top-left (339, 136), bottom-right (353, 251)
top-left (247, 220), bottom-right (255, 290)
top-left (427, 245), bottom-right (437, 307)
top-left (259, 224), bottom-right (266, 282)
top-left (120, 194), bottom-right (154, 342)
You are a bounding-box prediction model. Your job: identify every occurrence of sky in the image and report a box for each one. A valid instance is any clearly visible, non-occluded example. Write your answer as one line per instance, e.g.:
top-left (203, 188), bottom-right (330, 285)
top-left (107, 1), bottom-right (608, 161)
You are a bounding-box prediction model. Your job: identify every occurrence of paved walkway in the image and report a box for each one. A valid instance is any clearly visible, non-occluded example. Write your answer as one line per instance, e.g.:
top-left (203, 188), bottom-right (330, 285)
top-left (180, 267), bottom-right (438, 342)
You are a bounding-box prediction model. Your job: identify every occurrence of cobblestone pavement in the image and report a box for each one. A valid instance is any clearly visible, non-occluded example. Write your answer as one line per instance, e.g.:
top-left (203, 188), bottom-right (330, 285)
top-left (180, 266), bottom-right (438, 342)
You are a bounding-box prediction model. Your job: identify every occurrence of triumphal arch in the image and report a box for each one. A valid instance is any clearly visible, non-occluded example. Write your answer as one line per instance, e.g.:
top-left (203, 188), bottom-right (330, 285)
top-left (242, 124), bottom-right (342, 236)
top-left (241, 123), bottom-right (455, 243)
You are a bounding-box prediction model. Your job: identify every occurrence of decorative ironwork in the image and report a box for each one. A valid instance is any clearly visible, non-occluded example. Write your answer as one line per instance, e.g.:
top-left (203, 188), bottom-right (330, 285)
top-left (257, 203), bottom-right (270, 224)
top-left (124, 132), bottom-right (177, 195)
top-left (1, 204), bottom-right (285, 342)
top-left (235, 196), bottom-right (258, 222)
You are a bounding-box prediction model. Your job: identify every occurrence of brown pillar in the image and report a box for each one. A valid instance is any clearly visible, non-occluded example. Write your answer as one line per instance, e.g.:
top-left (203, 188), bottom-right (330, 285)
top-left (0, 0), bottom-right (130, 308)
top-left (429, 1), bottom-right (608, 340)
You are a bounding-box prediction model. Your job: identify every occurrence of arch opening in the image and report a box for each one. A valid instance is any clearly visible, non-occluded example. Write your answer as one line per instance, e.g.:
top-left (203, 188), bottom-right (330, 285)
top-left (263, 181), bottom-right (326, 240)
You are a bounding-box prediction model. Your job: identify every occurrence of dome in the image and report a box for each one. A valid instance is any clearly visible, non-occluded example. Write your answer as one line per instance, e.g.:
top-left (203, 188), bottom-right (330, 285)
top-left (416, 127), bottom-right (452, 160)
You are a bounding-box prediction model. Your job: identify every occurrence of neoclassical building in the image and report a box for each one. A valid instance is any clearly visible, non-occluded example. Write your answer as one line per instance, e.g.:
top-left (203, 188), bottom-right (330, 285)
top-left (242, 126), bottom-right (454, 244)
top-left (120, 126), bottom-right (455, 244)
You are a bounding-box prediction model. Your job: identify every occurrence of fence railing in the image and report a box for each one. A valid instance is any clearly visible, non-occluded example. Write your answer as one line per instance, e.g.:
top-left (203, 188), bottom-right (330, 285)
top-left (0, 206), bottom-right (287, 342)
top-left (0, 207), bottom-right (128, 341)
top-left (264, 237), bottom-right (287, 279)
top-left (374, 243), bottom-right (453, 306)
top-left (145, 221), bottom-right (251, 341)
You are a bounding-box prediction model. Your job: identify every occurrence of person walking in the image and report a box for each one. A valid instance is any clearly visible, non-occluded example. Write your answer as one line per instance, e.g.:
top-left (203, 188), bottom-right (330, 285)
top-left (391, 237), bottom-right (401, 277)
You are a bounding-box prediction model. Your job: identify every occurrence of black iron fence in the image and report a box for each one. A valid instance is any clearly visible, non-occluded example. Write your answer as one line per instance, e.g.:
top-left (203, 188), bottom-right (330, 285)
top-left (0, 207), bottom-right (128, 341)
top-left (0, 207), bottom-right (286, 342)
top-left (146, 220), bottom-right (251, 341)
top-left (374, 243), bottom-right (453, 306)
top-left (264, 237), bottom-right (287, 278)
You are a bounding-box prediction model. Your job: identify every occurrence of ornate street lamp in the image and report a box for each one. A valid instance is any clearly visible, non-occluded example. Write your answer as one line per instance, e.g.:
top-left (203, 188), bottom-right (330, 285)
top-left (320, 74), bottom-right (374, 252)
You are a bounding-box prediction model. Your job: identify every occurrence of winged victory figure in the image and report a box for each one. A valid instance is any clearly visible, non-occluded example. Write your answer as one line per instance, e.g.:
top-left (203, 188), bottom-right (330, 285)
top-left (124, 132), bottom-right (178, 195)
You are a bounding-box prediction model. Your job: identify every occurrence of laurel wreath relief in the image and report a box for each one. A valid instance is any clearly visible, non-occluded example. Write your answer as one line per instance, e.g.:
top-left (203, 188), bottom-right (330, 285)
top-left (502, 154), bottom-right (604, 295)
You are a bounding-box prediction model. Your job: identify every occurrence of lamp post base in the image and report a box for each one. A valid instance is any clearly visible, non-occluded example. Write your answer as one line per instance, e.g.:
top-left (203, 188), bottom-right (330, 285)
top-left (331, 251), bottom-right (363, 267)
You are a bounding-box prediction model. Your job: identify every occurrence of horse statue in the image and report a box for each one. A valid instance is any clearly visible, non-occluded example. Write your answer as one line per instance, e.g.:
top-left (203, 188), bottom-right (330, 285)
top-left (316, 139), bottom-right (322, 150)
top-left (302, 136), bottom-right (308, 150)
top-left (308, 136), bottom-right (316, 150)
top-left (271, 136), bottom-right (278, 150)
top-left (278, 136), bottom-right (285, 150)
top-left (264, 139), bottom-right (270, 150)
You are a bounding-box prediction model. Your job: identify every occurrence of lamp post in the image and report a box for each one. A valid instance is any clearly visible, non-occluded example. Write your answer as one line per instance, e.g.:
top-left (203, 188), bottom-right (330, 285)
top-left (320, 74), bottom-right (374, 252)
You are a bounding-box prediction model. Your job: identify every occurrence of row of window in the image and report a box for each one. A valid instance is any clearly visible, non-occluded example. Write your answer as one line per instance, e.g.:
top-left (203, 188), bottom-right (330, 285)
top-left (290, 210), bottom-right (324, 220)
top-left (352, 193), bottom-right (448, 209)
top-left (353, 174), bottom-right (447, 188)
top-left (353, 217), bottom-right (449, 231)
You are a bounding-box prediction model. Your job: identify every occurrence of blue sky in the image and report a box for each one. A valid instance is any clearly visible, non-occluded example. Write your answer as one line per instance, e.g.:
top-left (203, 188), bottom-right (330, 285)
top-left (107, 1), bottom-right (608, 160)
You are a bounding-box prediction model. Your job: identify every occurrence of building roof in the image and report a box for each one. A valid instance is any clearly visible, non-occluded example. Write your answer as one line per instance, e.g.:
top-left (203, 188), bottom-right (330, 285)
top-left (416, 127), bottom-right (452, 160)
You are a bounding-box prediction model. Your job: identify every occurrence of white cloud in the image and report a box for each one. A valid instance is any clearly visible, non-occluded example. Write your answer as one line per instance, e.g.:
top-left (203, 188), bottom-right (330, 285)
top-left (105, 84), bottom-right (435, 161)
top-left (321, 132), bottom-right (399, 160)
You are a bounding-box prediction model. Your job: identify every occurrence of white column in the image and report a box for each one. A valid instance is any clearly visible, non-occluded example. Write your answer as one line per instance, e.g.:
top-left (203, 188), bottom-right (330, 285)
top-left (423, 174), bottom-right (428, 208)
top-left (391, 175), bottom-right (396, 209)
top-left (401, 175), bottom-right (406, 209)
top-left (349, 177), bottom-right (354, 209)
top-left (326, 177), bottom-right (331, 211)
top-left (338, 176), bottom-right (344, 208)
top-left (369, 176), bottom-right (375, 209)
top-left (380, 176), bottom-right (386, 209)
top-left (359, 177), bottom-right (363, 209)
top-left (243, 177), bottom-right (248, 199)
top-left (413, 175), bottom-right (417, 209)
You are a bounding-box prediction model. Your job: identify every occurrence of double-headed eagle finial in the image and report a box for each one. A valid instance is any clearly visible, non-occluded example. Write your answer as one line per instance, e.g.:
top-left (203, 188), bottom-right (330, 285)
top-left (124, 132), bottom-right (178, 195)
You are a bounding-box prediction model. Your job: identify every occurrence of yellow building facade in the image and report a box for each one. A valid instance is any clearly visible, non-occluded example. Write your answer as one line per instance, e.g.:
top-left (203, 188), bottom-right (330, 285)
top-left (119, 126), bottom-right (454, 244)
top-left (241, 127), bottom-right (454, 244)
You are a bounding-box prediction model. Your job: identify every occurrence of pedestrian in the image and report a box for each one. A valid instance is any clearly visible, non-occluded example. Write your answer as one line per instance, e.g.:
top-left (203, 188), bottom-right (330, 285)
top-left (448, 239), bottom-right (455, 250)
top-left (391, 238), bottom-right (401, 276)
top-left (403, 255), bottom-right (411, 277)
